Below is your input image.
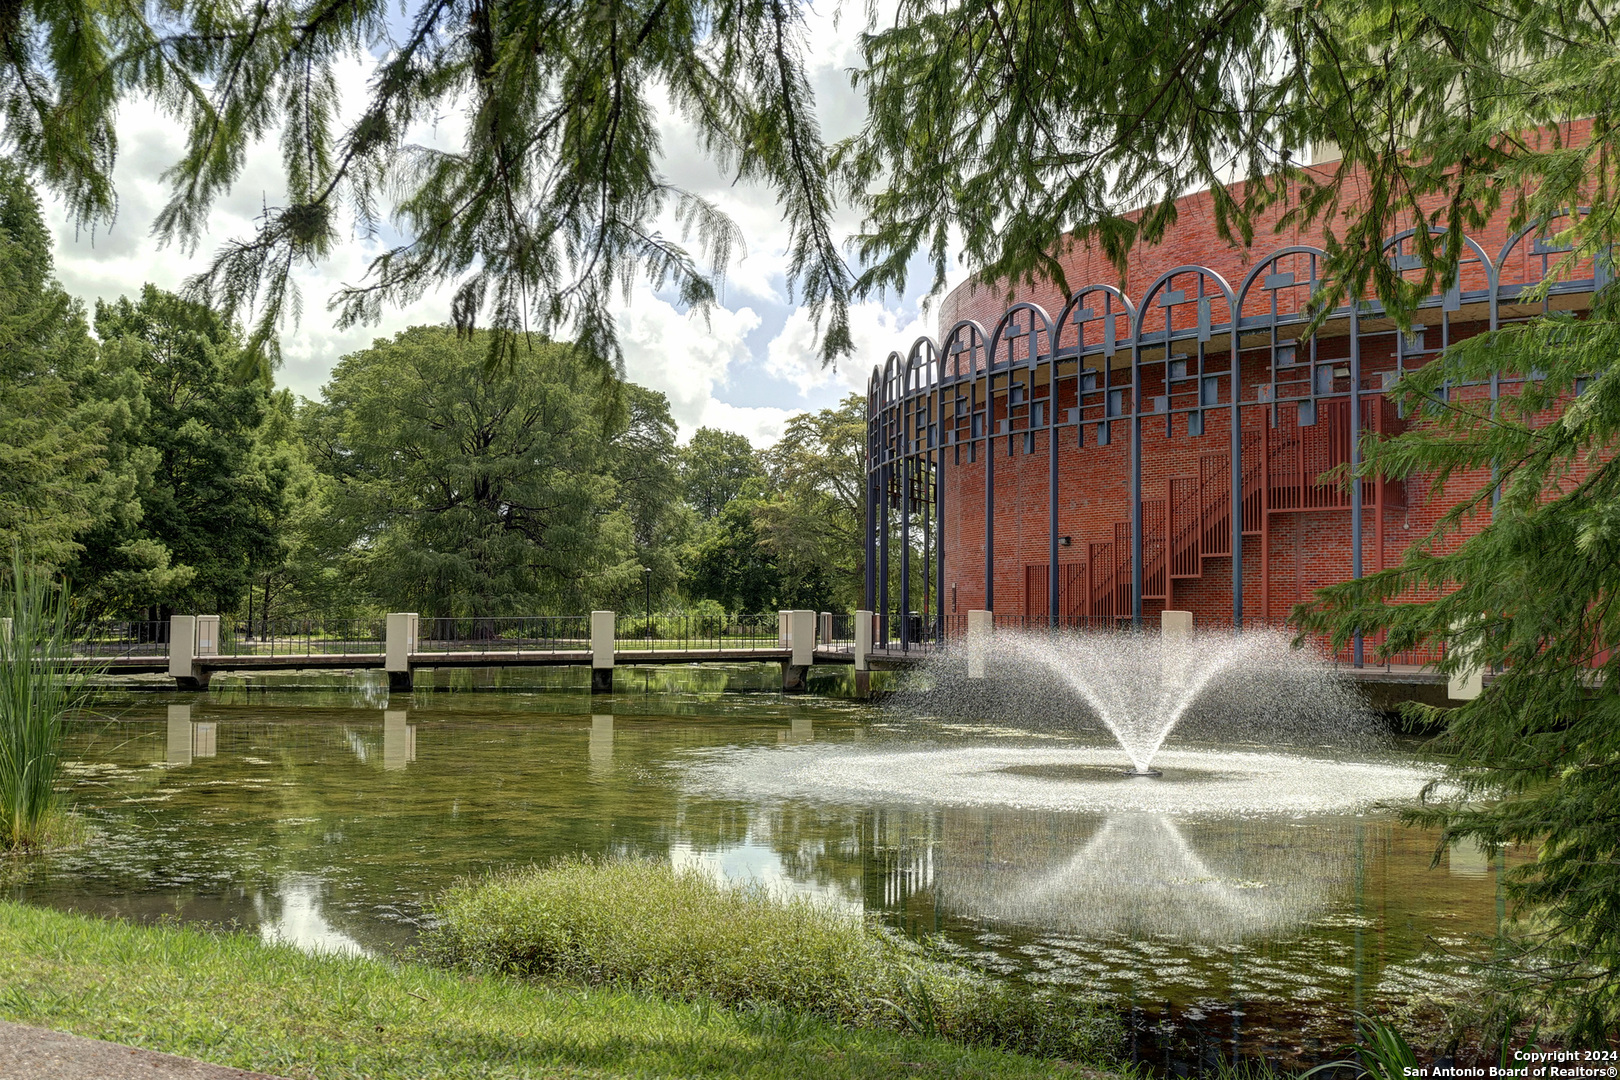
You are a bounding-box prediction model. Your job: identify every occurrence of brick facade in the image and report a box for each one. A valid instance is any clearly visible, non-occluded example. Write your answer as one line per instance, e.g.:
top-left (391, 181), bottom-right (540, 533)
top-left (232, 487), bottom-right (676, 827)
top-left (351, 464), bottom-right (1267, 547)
top-left (867, 133), bottom-right (1601, 640)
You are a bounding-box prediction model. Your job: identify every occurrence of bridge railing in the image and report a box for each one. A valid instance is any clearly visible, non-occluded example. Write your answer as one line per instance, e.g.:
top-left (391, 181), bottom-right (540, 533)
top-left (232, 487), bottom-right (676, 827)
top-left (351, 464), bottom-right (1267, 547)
top-left (73, 619), bottom-right (170, 658)
top-left (613, 612), bottom-right (782, 652)
top-left (417, 616), bottom-right (589, 654)
top-left (826, 613), bottom-right (856, 651)
top-left (218, 618), bottom-right (386, 658)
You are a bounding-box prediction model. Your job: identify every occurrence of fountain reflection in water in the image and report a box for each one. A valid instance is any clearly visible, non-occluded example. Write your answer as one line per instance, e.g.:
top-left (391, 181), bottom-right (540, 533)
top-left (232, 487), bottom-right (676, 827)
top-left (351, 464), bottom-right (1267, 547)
top-left (937, 812), bottom-right (1354, 941)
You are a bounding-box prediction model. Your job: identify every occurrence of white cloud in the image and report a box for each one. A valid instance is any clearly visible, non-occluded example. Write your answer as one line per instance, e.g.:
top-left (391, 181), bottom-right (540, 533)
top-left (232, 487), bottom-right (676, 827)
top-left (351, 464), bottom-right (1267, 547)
top-left (616, 286), bottom-right (778, 440)
top-left (765, 300), bottom-right (931, 396)
top-left (36, 18), bottom-right (953, 442)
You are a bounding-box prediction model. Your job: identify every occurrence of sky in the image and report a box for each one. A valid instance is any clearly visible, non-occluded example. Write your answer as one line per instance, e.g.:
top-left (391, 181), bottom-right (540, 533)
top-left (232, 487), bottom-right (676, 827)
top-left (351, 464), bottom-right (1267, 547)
top-left (37, 7), bottom-right (964, 448)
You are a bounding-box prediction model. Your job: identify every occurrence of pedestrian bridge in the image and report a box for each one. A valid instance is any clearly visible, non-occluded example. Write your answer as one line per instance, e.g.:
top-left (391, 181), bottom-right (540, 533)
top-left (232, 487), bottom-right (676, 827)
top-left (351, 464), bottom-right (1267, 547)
top-left (68, 611), bottom-right (879, 692)
top-left (63, 609), bottom-right (1459, 705)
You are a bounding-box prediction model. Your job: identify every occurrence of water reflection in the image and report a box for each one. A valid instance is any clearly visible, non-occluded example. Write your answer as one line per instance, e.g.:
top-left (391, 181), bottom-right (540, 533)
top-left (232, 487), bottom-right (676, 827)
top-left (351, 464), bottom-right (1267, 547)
top-left (34, 698), bottom-right (1519, 1041)
top-left (590, 714), bottom-right (613, 775)
top-left (936, 812), bottom-right (1350, 941)
top-left (382, 710), bottom-right (416, 771)
top-left (255, 877), bottom-right (369, 956)
top-left (165, 705), bottom-right (192, 766)
top-left (1449, 836), bottom-right (1494, 877)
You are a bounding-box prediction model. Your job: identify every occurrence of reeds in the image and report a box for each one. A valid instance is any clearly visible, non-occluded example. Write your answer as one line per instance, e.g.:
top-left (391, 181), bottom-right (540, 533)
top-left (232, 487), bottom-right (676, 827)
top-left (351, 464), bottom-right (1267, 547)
top-left (0, 549), bottom-right (99, 849)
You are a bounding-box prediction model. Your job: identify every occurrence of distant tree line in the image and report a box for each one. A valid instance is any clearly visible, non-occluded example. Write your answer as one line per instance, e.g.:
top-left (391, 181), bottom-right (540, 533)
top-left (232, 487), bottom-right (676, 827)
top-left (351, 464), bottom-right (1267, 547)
top-left (0, 167), bottom-right (867, 624)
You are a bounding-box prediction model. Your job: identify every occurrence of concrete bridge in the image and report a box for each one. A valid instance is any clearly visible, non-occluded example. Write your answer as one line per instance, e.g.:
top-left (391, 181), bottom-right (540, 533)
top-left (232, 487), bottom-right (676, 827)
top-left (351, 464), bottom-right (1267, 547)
top-left (70, 610), bottom-right (891, 693)
top-left (67, 609), bottom-right (1467, 705)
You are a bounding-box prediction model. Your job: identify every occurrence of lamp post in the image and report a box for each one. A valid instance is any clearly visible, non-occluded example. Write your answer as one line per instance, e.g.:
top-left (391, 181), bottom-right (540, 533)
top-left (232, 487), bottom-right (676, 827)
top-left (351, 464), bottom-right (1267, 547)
top-left (641, 566), bottom-right (653, 642)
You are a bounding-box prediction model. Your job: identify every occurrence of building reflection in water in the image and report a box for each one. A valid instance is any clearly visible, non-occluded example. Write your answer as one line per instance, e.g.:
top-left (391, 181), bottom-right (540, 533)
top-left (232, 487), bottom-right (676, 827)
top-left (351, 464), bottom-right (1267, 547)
top-left (382, 710), bottom-right (416, 771)
top-left (590, 714), bottom-right (613, 775)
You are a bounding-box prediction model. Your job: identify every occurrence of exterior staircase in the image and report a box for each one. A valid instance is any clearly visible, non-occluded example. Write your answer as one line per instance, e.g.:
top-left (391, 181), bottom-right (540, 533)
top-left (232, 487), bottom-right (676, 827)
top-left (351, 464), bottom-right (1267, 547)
top-left (1025, 396), bottom-right (1405, 624)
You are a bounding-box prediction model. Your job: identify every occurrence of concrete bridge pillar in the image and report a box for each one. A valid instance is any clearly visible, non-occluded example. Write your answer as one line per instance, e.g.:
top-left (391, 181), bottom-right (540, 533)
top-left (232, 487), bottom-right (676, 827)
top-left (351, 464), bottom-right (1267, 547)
top-left (590, 610), bottom-right (615, 694)
top-left (818, 611), bottom-right (832, 646)
top-left (1161, 610), bottom-right (1193, 691)
top-left (195, 615), bottom-right (220, 657)
top-left (966, 609), bottom-right (992, 679)
top-left (780, 609), bottom-right (815, 692)
top-left (1447, 619), bottom-right (1483, 700)
top-left (854, 609), bottom-right (872, 697)
top-left (385, 613), bottom-right (418, 692)
top-left (168, 615), bottom-right (211, 690)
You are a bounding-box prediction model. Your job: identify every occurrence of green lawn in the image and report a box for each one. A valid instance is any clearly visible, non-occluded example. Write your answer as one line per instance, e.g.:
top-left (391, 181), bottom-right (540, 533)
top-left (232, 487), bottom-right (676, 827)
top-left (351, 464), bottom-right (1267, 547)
top-left (0, 901), bottom-right (1118, 1079)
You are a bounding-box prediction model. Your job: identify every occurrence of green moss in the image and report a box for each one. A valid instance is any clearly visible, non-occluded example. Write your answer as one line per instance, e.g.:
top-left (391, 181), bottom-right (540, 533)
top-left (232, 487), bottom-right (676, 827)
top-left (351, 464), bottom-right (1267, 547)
top-left (0, 900), bottom-right (1126, 1079)
top-left (423, 856), bottom-right (1123, 1061)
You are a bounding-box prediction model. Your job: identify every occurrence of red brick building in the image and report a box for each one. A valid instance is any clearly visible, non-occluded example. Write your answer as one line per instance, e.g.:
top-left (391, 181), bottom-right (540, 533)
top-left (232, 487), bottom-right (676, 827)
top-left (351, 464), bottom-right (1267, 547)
top-left (863, 159), bottom-right (1605, 655)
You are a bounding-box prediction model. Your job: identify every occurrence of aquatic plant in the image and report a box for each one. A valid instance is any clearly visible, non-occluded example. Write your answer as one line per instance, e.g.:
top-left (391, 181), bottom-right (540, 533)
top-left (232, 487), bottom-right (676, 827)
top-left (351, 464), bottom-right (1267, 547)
top-left (1304, 1014), bottom-right (1421, 1080)
top-left (422, 855), bottom-right (1121, 1060)
top-left (0, 551), bottom-right (99, 849)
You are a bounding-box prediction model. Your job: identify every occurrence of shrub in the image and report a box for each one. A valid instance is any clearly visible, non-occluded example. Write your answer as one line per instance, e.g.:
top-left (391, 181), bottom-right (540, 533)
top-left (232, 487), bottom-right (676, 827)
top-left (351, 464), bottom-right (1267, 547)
top-left (422, 856), bottom-right (1121, 1062)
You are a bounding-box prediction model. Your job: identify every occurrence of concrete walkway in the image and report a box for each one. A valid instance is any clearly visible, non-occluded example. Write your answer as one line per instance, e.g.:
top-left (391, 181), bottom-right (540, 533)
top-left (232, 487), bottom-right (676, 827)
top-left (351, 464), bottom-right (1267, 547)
top-left (0, 1021), bottom-right (288, 1079)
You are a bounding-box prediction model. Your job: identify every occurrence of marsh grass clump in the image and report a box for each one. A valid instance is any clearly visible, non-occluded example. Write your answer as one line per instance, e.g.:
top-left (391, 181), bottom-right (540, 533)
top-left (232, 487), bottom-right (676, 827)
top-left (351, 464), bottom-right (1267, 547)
top-left (423, 856), bottom-right (1121, 1061)
top-left (0, 552), bottom-right (99, 850)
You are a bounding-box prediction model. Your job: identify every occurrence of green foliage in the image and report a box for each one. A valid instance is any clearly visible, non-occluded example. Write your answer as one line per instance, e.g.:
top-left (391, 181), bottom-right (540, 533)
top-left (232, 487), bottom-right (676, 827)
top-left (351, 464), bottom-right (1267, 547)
top-left (1297, 282), bottom-right (1620, 1041)
top-left (679, 399), bottom-right (866, 614)
top-left (842, 0), bottom-right (1618, 329)
top-left (0, 899), bottom-right (1096, 1080)
top-left (597, 384), bottom-right (688, 614)
top-left (1304, 1015), bottom-right (1421, 1080)
top-left (1, 0), bottom-right (853, 373)
top-left (308, 327), bottom-right (673, 617)
top-left (682, 427), bottom-right (765, 520)
top-left (757, 394), bottom-right (868, 613)
top-left (685, 496), bottom-right (788, 614)
top-left (0, 163), bottom-right (125, 576)
top-left (422, 856), bottom-right (1122, 1061)
top-left (77, 285), bottom-right (290, 617)
top-left (0, 552), bottom-right (100, 850)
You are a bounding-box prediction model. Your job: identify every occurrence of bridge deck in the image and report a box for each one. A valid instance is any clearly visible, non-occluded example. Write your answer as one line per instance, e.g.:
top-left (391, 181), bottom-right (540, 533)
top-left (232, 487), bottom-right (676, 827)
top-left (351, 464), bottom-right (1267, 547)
top-left (78, 646), bottom-right (1448, 705)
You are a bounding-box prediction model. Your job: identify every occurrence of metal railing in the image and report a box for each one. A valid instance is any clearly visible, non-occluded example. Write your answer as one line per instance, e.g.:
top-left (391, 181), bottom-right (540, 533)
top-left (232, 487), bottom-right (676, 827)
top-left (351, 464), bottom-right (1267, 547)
top-left (612, 612), bottom-right (782, 652)
top-left (72, 619), bottom-right (170, 658)
top-left (218, 618), bottom-right (386, 658)
top-left (825, 613), bottom-right (856, 652)
top-left (417, 616), bottom-right (588, 654)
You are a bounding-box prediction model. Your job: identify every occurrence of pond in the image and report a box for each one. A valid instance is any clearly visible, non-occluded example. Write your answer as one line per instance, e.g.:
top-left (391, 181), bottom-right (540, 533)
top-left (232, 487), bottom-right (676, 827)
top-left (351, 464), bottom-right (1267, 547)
top-left (11, 667), bottom-right (1516, 1067)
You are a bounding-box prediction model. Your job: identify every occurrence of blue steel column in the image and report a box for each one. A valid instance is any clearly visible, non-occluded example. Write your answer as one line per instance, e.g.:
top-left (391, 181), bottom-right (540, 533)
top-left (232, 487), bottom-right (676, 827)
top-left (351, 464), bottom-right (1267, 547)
top-left (1230, 324), bottom-right (1243, 629)
top-left (1130, 340), bottom-right (1143, 627)
top-left (900, 446), bottom-right (912, 650)
top-left (879, 409), bottom-right (890, 645)
top-left (936, 431), bottom-right (946, 640)
top-left (1048, 345), bottom-right (1060, 627)
top-left (864, 396), bottom-right (876, 613)
top-left (1350, 305), bottom-right (1363, 666)
top-left (984, 368), bottom-right (995, 612)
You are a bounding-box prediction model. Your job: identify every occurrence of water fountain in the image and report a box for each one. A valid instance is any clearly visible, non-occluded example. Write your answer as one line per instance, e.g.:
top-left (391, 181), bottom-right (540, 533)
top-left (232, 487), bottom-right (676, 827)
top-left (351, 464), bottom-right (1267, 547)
top-left (682, 614), bottom-right (1435, 964)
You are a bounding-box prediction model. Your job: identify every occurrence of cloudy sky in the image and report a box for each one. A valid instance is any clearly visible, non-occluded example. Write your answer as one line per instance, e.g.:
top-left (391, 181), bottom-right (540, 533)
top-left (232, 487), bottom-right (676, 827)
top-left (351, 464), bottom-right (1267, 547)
top-left (38, 8), bottom-right (964, 447)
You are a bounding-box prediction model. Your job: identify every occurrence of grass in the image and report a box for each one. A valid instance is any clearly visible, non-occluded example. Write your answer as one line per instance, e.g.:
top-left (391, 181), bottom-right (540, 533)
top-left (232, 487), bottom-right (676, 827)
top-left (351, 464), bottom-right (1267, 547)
top-left (0, 900), bottom-right (1127, 1079)
top-left (0, 551), bottom-right (100, 850)
top-left (423, 856), bottom-right (1123, 1061)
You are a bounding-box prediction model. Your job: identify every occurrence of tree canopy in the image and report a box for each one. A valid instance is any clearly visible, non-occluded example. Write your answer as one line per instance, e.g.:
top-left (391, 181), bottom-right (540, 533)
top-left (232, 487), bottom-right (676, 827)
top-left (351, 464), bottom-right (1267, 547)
top-left (0, 0), bottom-right (851, 374)
top-left (7, 0), bottom-right (1618, 369)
